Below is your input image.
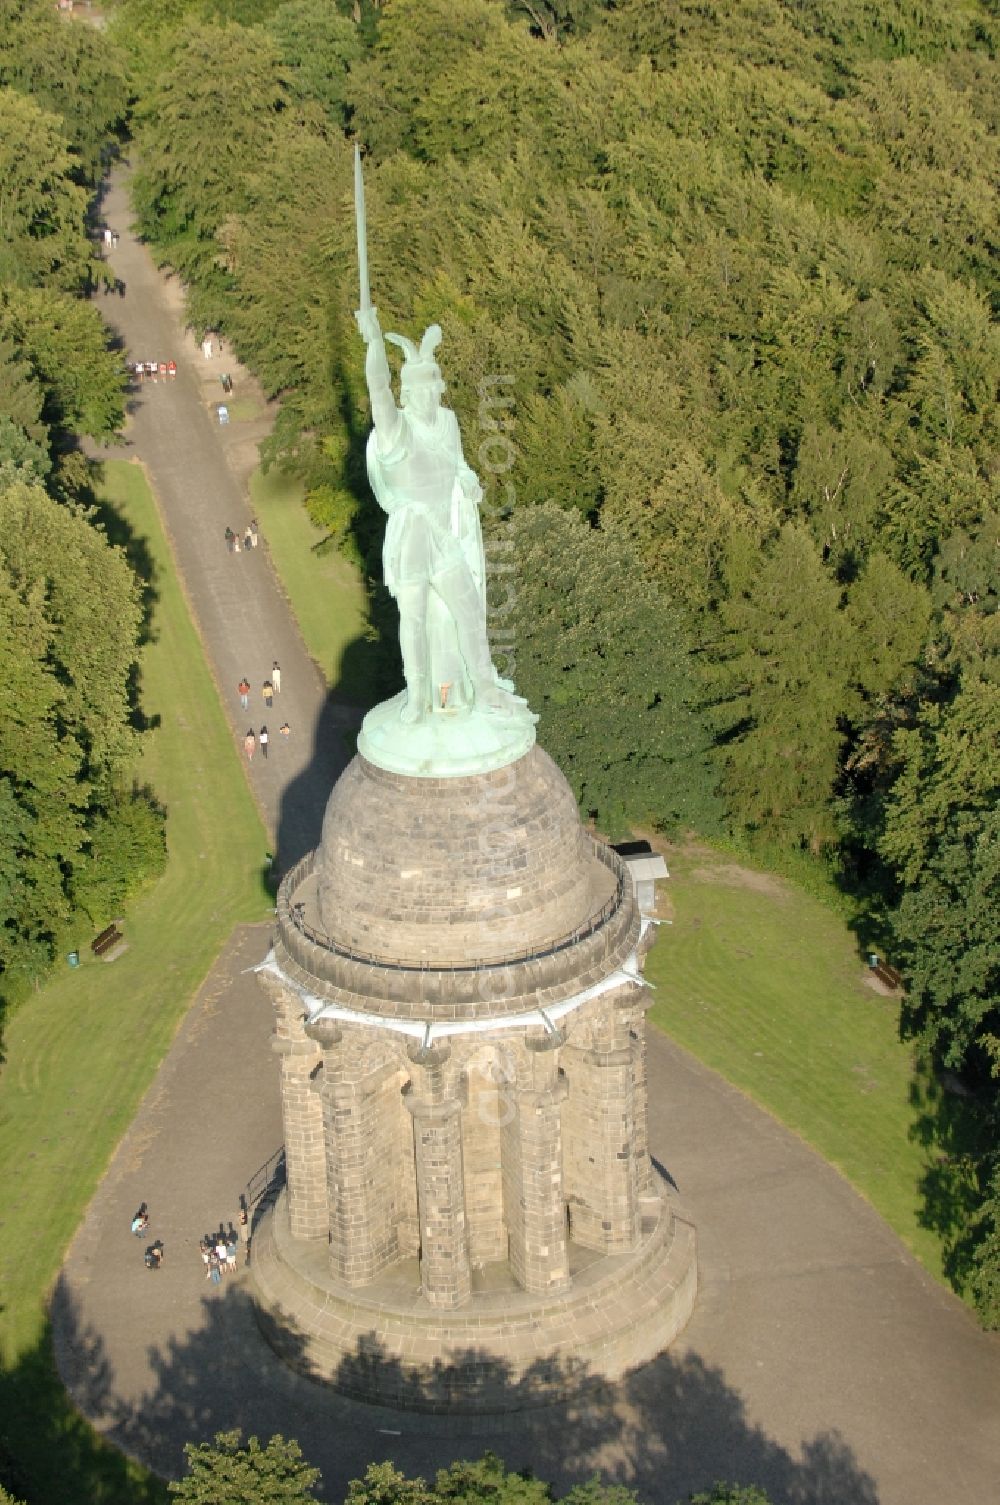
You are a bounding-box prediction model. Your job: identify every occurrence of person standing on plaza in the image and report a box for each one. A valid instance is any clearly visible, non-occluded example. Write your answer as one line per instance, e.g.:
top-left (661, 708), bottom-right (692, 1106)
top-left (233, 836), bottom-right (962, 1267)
top-left (271, 662), bottom-right (281, 695)
top-left (238, 677), bottom-right (250, 710)
top-left (263, 679), bottom-right (274, 708)
top-left (244, 729), bottom-right (255, 761)
top-left (260, 725), bottom-right (269, 760)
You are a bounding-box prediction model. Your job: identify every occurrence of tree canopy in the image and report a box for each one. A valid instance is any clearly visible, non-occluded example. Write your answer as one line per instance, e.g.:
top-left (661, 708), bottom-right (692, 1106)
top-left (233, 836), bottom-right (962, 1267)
top-left (0, 6), bottom-right (160, 1007)
top-left (169, 1430), bottom-right (322, 1505)
top-left (0, 479), bottom-right (164, 998)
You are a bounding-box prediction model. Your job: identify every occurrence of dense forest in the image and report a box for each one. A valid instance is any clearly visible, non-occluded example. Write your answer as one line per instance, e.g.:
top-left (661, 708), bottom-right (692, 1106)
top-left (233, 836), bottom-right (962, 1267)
top-left (0, 0), bottom-right (996, 1323)
top-left (0, 0), bottom-right (165, 1006)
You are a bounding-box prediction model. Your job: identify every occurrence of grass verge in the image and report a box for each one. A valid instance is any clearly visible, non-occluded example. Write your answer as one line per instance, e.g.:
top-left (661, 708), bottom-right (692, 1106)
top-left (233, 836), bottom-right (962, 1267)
top-left (644, 840), bottom-right (971, 1289)
top-left (0, 459), bottom-right (271, 1504)
top-left (249, 466), bottom-right (373, 703)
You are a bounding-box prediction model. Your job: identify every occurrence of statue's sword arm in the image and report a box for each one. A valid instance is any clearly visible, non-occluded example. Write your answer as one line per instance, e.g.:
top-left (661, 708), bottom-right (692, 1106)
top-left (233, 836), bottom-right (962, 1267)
top-left (354, 144), bottom-right (372, 313)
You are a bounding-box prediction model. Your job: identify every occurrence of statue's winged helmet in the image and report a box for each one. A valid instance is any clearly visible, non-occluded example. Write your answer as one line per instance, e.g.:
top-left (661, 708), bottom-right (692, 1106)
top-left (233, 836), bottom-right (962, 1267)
top-left (385, 324), bottom-right (444, 396)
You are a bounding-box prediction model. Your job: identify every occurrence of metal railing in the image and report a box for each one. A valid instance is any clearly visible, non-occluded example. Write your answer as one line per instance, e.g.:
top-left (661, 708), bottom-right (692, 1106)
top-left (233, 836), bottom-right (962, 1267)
top-left (279, 842), bottom-right (629, 976)
top-left (244, 1146), bottom-right (286, 1210)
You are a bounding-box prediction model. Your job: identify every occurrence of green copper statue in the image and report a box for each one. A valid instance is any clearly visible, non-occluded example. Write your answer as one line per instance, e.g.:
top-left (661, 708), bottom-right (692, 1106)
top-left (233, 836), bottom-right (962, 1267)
top-left (353, 148), bottom-right (535, 777)
top-left (355, 307), bottom-right (512, 721)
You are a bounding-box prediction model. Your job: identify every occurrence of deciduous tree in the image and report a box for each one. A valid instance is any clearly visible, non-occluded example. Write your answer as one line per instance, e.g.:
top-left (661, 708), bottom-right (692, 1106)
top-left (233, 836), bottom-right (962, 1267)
top-left (0, 88), bottom-right (92, 291)
top-left (169, 1430), bottom-right (321, 1505)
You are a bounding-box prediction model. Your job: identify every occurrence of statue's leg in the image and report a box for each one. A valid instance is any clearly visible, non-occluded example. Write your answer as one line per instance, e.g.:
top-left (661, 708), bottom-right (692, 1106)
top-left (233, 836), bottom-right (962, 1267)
top-left (432, 564), bottom-right (510, 713)
top-left (394, 581), bottom-right (431, 723)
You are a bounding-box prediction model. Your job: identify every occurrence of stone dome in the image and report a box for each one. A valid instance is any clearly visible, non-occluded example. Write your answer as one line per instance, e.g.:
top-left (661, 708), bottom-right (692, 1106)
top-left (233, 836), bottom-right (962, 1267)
top-left (314, 745), bottom-right (618, 967)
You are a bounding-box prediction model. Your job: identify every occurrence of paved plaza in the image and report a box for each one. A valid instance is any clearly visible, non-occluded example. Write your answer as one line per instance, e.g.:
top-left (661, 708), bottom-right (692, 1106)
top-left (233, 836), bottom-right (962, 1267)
top-left (53, 169), bottom-right (1000, 1505)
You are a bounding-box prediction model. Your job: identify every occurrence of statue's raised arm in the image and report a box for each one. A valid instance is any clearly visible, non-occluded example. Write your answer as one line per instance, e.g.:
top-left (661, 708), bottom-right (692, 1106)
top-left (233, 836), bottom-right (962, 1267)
top-left (355, 306), bottom-right (401, 451)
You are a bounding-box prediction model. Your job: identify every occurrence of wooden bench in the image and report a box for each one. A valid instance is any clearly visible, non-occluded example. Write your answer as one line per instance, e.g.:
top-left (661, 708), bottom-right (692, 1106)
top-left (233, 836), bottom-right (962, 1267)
top-left (91, 924), bottom-right (127, 961)
top-left (871, 960), bottom-right (904, 990)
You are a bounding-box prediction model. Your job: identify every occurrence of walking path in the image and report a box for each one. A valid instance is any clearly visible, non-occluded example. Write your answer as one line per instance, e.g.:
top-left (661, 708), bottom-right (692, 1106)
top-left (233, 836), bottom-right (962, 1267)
top-left (54, 171), bottom-right (1000, 1505)
top-left (90, 168), bottom-right (357, 866)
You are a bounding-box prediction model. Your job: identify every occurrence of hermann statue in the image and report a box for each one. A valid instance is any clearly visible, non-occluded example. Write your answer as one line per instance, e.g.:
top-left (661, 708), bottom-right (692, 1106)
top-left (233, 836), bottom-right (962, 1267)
top-left (353, 148), bottom-right (536, 777)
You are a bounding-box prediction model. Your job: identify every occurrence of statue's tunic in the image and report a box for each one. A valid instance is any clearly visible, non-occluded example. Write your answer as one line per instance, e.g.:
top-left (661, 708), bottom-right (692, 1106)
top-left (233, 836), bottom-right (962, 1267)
top-left (366, 409), bottom-right (486, 599)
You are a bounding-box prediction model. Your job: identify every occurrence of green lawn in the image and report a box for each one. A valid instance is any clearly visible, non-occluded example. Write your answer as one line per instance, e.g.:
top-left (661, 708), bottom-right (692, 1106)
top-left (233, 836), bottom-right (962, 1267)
top-left (645, 841), bottom-right (966, 1287)
top-left (249, 466), bottom-right (374, 703)
top-left (0, 460), bottom-right (271, 1504)
top-left (223, 397), bottom-right (262, 422)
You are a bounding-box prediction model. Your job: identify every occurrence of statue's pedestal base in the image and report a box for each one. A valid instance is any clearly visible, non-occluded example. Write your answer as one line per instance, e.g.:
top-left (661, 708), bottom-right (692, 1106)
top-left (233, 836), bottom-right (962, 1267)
top-left (358, 692), bottom-right (536, 778)
top-left (250, 1173), bottom-right (697, 1414)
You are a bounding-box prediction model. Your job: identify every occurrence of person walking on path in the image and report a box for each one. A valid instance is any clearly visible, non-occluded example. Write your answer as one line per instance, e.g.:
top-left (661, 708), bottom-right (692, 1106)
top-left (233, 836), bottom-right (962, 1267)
top-left (238, 677), bottom-right (250, 711)
top-left (244, 729), bottom-right (256, 762)
top-left (260, 725), bottom-right (269, 760)
top-left (262, 680), bottom-right (274, 708)
top-left (225, 527), bottom-right (234, 554)
top-left (249, 519), bottom-right (259, 548)
top-left (271, 662), bottom-right (281, 694)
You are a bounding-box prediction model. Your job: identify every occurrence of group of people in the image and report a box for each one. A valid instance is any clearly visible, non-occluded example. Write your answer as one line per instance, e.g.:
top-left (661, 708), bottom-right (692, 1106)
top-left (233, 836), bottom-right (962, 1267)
top-left (201, 1210), bottom-right (249, 1285)
top-left (224, 520), bottom-right (259, 553)
top-left (128, 360), bottom-right (175, 381)
top-left (240, 664), bottom-right (288, 760)
top-left (129, 1200), bottom-right (252, 1282)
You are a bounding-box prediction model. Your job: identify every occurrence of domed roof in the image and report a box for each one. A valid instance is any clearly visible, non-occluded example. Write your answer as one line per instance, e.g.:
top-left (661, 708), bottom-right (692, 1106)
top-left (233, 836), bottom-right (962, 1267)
top-left (315, 746), bottom-right (615, 966)
top-left (272, 746), bottom-right (638, 1021)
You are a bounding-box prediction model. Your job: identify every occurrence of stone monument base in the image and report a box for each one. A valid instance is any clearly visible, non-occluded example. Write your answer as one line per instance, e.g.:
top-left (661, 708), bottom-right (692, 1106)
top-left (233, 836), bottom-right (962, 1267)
top-left (250, 1173), bottom-right (697, 1414)
top-left (357, 690), bottom-right (537, 779)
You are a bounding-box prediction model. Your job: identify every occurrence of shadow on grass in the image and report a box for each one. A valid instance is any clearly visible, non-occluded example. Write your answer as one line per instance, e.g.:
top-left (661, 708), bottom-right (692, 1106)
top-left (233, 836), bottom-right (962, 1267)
top-left (82, 453), bottom-right (160, 643)
top-left (837, 854), bottom-right (996, 1319)
top-left (0, 1325), bottom-right (166, 1505)
top-left (906, 1060), bottom-right (990, 1299)
top-left (45, 1272), bottom-right (881, 1505)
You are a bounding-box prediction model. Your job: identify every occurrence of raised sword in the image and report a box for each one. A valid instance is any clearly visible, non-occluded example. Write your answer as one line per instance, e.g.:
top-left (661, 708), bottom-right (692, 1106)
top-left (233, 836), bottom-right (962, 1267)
top-left (354, 143), bottom-right (371, 312)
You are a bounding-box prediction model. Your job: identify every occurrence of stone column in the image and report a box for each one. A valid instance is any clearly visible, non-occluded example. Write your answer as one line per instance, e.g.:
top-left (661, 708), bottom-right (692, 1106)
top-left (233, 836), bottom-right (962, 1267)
top-left (617, 987), bottom-right (656, 1198)
top-left (562, 997), bottom-right (642, 1253)
top-left (262, 975), bottom-right (327, 1240)
top-left (308, 1018), bottom-right (399, 1286)
top-left (405, 1043), bottom-right (471, 1309)
top-left (503, 1032), bottom-right (570, 1294)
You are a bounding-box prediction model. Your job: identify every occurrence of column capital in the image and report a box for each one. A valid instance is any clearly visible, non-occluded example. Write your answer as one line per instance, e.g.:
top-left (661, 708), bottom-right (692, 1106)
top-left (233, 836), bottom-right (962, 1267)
top-left (518, 1077), bottom-right (569, 1112)
top-left (403, 1089), bottom-right (461, 1122)
top-left (526, 1028), bottom-right (566, 1053)
top-left (613, 984), bottom-right (655, 1015)
top-left (562, 1042), bottom-right (633, 1070)
top-left (406, 1041), bottom-right (451, 1070)
top-left (305, 1016), bottom-right (343, 1049)
top-left (271, 1034), bottom-right (321, 1059)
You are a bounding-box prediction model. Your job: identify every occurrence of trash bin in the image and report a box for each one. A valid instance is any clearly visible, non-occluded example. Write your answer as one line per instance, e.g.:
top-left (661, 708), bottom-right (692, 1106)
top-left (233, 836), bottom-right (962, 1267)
top-left (67, 950), bottom-right (80, 968)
